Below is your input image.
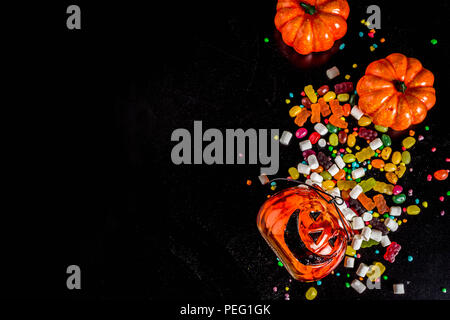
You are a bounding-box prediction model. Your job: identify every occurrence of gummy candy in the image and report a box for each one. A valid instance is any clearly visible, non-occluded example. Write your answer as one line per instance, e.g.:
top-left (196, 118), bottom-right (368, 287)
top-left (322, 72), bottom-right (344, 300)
top-left (322, 180), bottom-right (335, 190)
top-left (356, 147), bottom-right (375, 162)
top-left (361, 239), bottom-right (380, 248)
top-left (342, 103), bottom-right (351, 116)
top-left (326, 123), bottom-right (338, 133)
top-left (318, 98), bottom-right (331, 117)
top-left (373, 181), bottom-right (394, 195)
top-left (329, 114), bottom-right (348, 129)
top-left (302, 149), bottom-right (316, 160)
top-left (367, 262), bottom-right (386, 281)
top-left (384, 242), bottom-right (401, 263)
top-left (320, 171), bottom-right (332, 180)
top-left (294, 109), bottom-right (311, 127)
top-left (348, 198), bottom-right (366, 215)
top-left (310, 103), bottom-right (321, 123)
top-left (334, 81), bottom-right (353, 94)
top-left (373, 194), bottom-right (389, 214)
top-left (370, 219), bottom-right (389, 235)
top-left (357, 192), bottom-right (376, 211)
top-left (346, 245), bottom-right (356, 256)
top-left (358, 127), bottom-right (378, 141)
top-left (358, 177), bottom-right (376, 192)
top-left (317, 152), bottom-right (333, 170)
top-left (296, 128), bottom-right (308, 139)
top-left (374, 124), bottom-right (388, 133)
top-left (358, 116), bottom-right (372, 127)
top-left (337, 180), bottom-right (357, 191)
top-left (304, 85), bottom-right (318, 104)
top-left (329, 99), bottom-right (344, 116)
top-left (349, 93), bottom-right (358, 106)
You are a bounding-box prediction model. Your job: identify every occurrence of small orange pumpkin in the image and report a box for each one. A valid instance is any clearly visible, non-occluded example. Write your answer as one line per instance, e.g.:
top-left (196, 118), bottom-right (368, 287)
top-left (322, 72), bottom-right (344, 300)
top-left (356, 53), bottom-right (436, 131)
top-left (275, 0), bottom-right (350, 55)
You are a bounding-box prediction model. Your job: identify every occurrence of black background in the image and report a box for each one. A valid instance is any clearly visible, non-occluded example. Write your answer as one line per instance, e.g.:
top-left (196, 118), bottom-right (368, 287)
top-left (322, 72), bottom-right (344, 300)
top-left (4, 0), bottom-right (450, 310)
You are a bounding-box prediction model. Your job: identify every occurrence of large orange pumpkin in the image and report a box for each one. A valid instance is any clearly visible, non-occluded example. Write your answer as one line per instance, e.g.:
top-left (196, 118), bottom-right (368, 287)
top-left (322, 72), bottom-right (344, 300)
top-left (356, 53), bottom-right (436, 131)
top-left (275, 0), bottom-right (350, 55)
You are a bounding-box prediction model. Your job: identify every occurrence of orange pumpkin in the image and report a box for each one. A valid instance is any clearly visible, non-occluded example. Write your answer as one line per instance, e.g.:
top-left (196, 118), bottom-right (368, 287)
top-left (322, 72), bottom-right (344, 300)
top-left (275, 0), bottom-right (350, 55)
top-left (356, 53), bottom-right (436, 131)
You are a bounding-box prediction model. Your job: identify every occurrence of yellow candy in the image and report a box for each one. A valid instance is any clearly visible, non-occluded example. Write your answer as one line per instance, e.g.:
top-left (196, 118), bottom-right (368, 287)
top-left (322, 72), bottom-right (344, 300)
top-left (391, 151), bottom-right (402, 165)
top-left (384, 163), bottom-right (397, 172)
top-left (358, 116), bottom-right (372, 126)
top-left (407, 205), bottom-right (421, 215)
top-left (381, 147), bottom-right (392, 160)
top-left (347, 134), bottom-right (356, 147)
top-left (288, 167), bottom-right (299, 180)
top-left (304, 85), bottom-right (318, 103)
top-left (395, 164), bottom-right (406, 178)
top-left (305, 287), bottom-right (318, 300)
top-left (289, 105), bottom-right (302, 118)
top-left (323, 91), bottom-right (336, 102)
top-left (386, 172), bottom-right (398, 184)
top-left (346, 245), bottom-right (356, 256)
top-left (402, 136), bottom-right (416, 149)
top-left (337, 180), bottom-right (356, 190)
top-left (367, 262), bottom-right (386, 281)
top-left (337, 93), bottom-right (349, 102)
top-left (322, 180), bottom-right (336, 190)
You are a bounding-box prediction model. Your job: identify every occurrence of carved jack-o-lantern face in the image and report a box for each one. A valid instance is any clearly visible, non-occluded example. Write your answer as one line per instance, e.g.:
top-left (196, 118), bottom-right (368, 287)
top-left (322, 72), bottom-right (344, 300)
top-left (257, 185), bottom-right (352, 282)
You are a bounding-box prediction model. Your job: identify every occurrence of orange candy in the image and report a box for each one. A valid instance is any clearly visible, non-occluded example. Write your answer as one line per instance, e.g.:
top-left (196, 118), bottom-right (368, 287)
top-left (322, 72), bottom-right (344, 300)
top-left (434, 169), bottom-right (449, 181)
top-left (334, 169), bottom-right (346, 180)
top-left (318, 98), bottom-right (331, 117)
top-left (311, 103), bottom-right (321, 123)
top-left (329, 99), bottom-right (344, 117)
top-left (373, 194), bottom-right (389, 214)
top-left (371, 159), bottom-right (385, 169)
top-left (329, 114), bottom-right (348, 129)
top-left (312, 165), bottom-right (324, 173)
top-left (342, 103), bottom-right (351, 117)
top-left (357, 192), bottom-right (376, 211)
top-left (294, 109), bottom-right (311, 127)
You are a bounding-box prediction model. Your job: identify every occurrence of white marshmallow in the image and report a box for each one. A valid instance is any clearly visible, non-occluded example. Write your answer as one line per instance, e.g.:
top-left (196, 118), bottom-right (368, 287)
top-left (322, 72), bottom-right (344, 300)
top-left (393, 283), bottom-right (405, 294)
top-left (310, 172), bottom-right (323, 183)
top-left (362, 212), bottom-right (373, 222)
top-left (343, 208), bottom-right (356, 221)
top-left (307, 154), bottom-right (319, 170)
top-left (328, 187), bottom-right (341, 198)
top-left (344, 256), bottom-right (355, 268)
top-left (390, 206), bottom-right (402, 217)
top-left (369, 138), bottom-right (383, 151)
top-left (349, 185), bottom-right (363, 199)
top-left (326, 66), bottom-right (340, 79)
top-left (318, 138), bottom-right (327, 148)
top-left (384, 218), bottom-right (399, 232)
top-left (370, 229), bottom-right (382, 242)
top-left (299, 140), bottom-right (312, 151)
top-left (361, 227), bottom-right (372, 241)
top-left (327, 164), bottom-right (339, 176)
top-left (351, 106), bottom-right (364, 120)
top-left (335, 155), bottom-right (345, 169)
top-left (351, 168), bottom-right (365, 180)
top-left (351, 234), bottom-right (363, 250)
top-left (258, 174), bottom-right (269, 185)
top-left (352, 216), bottom-right (364, 230)
top-left (356, 263), bottom-right (370, 277)
top-left (380, 235), bottom-right (391, 247)
top-left (297, 163), bottom-right (311, 175)
top-left (314, 123), bottom-right (328, 136)
top-left (279, 131), bottom-right (293, 146)
top-left (351, 279), bottom-right (366, 294)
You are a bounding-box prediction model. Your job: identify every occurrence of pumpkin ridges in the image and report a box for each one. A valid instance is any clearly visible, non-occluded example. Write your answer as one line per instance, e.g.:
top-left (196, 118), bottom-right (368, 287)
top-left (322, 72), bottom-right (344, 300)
top-left (406, 87), bottom-right (436, 110)
top-left (408, 68), bottom-right (434, 88)
top-left (358, 87), bottom-right (397, 114)
top-left (391, 95), bottom-right (413, 130)
top-left (311, 15), bottom-right (335, 52)
top-left (371, 94), bottom-right (399, 127)
top-left (316, 0), bottom-right (350, 19)
top-left (385, 53), bottom-right (408, 82)
top-left (293, 17), bottom-right (314, 54)
top-left (356, 75), bottom-right (394, 95)
top-left (315, 11), bottom-right (347, 40)
top-left (277, 0), bottom-right (302, 10)
top-left (280, 16), bottom-right (305, 46)
top-left (275, 8), bottom-right (305, 30)
top-left (365, 59), bottom-right (398, 81)
top-left (404, 57), bottom-right (423, 85)
top-left (404, 94), bottom-right (427, 124)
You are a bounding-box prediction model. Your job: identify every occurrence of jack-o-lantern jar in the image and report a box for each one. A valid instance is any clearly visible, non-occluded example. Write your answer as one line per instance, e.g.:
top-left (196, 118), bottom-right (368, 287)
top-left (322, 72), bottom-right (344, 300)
top-left (257, 185), bottom-right (352, 281)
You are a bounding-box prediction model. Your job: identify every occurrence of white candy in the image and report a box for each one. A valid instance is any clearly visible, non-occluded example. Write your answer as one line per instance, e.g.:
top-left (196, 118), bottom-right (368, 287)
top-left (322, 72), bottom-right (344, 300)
top-left (380, 235), bottom-right (391, 247)
top-left (351, 234), bottom-right (363, 250)
top-left (310, 172), bottom-right (323, 183)
top-left (326, 66), bottom-right (340, 80)
top-left (258, 174), bottom-right (269, 185)
top-left (328, 187), bottom-right (341, 198)
top-left (361, 227), bottom-right (372, 241)
top-left (307, 154), bottom-right (319, 170)
top-left (305, 179), bottom-right (314, 187)
top-left (297, 163), bottom-right (311, 175)
top-left (352, 216), bottom-right (364, 230)
top-left (337, 200), bottom-right (348, 211)
top-left (351, 279), bottom-right (366, 294)
top-left (356, 263), bottom-right (370, 277)
top-left (384, 218), bottom-right (399, 232)
top-left (369, 138), bottom-right (383, 151)
top-left (349, 185), bottom-right (363, 199)
top-left (370, 229), bottom-right (382, 242)
top-left (344, 256), bottom-right (355, 268)
top-left (318, 138), bottom-right (327, 148)
top-left (314, 123), bottom-right (328, 136)
top-left (350, 106), bottom-right (364, 120)
top-left (334, 155), bottom-right (345, 169)
top-left (351, 167), bottom-right (365, 180)
top-left (393, 283), bottom-right (405, 294)
top-left (299, 140), bottom-right (312, 151)
top-left (327, 164), bottom-right (339, 176)
top-left (343, 208), bottom-right (356, 221)
top-left (390, 206), bottom-right (402, 217)
top-left (279, 131), bottom-right (293, 146)
top-left (362, 212), bottom-right (373, 222)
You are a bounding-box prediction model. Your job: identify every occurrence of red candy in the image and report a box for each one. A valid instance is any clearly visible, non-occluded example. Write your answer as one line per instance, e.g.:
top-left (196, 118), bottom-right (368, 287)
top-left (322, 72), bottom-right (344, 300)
top-left (334, 82), bottom-right (354, 94)
top-left (309, 132), bottom-right (321, 144)
top-left (384, 242), bottom-right (402, 263)
top-left (434, 169), bottom-right (449, 181)
top-left (358, 127), bottom-right (378, 141)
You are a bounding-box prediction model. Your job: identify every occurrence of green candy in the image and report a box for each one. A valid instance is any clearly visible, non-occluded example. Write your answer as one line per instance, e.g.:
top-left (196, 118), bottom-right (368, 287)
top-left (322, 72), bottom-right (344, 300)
top-left (402, 137), bottom-right (416, 149)
top-left (343, 154), bottom-right (356, 163)
top-left (320, 171), bottom-right (332, 180)
top-left (361, 239), bottom-right (380, 248)
top-left (374, 124), bottom-right (389, 133)
top-left (349, 93), bottom-right (358, 106)
top-left (326, 123), bottom-right (338, 133)
top-left (359, 177), bottom-right (376, 192)
top-left (392, 193), bottom-right (406, 204)
top-left (381, 134), bottom-right (391, 147)
top-left (329, 133), bottom-right (339, 146)
top-left (401, 151), bottom-right (411, 164)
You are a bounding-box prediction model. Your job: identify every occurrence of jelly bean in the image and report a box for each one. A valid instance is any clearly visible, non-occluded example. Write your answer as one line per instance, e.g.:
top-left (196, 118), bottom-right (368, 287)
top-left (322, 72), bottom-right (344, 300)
top-left (289, 105), bottom-right (302, 117)
top-left (301, 96), bottom-right (312, 109)
top-left (402, 137), bottom-right (416, 149)
top-left (392, 193), bottom-right (406, 204)
top-left (391, 151), bottom-right (402, 165)
top-left (320, 171), bottom-right (332, 181)
top-left (374, 124), bottom-right (389, 133)
top-left (371, 159), bottom-right (385, 169)
top-left (407, 205), bottom-right (421, 215)
top-left (334, 82), bottom-right (353, 94)
top-left (358, 116), bottom-right (372, 127)
top-left (326, 123), bottom-right (338, 133)
top-left (289, 167), bottom-right (300, 180)
top-left (295, 109), bottom-right (311, 126)
top-left (322, 180), bottom-right (336, 190)
top-left (338, 130), bottom-right (348, 144)
top-left (381, 147), bottom-right (392, 161)
top-left (309, 132), bottom-right (321, 144)
top-left (386, 172), bottom-right (398, 184)
top-left (434, 169), bottom-right (449, 181)
top-left (334, 169), bottom-right (346, 180)
top-left (305, 287), bottom-right (318, 300)
top-left (401, 151), bottom-right (411, 164)
top-left (296, 128), bottom-right (308, 139)
top-left (337, 93), bottom-right (349, 102)
top-left (317, 85), bottom-right (329, 96)
top-left (303, 149), bottom-right (316, 159)
top-left (347, 134), bottom-right (356, 147)
top-left (384, 163), bottom-right (397, 172)
top-left (395, 164), bottom-right (406, 178)
top-left (381, 134), bottom-right (391, 147)
top-left (312, 165), bottom-right (323, 173)
top-left (329, 133), bottom-right (339, 146)
top-left (323, 91), bottom-right (336, 102)
top-left (304, 85), bottom-right (318, 103)
top-left (392, 185), bottom-right (403, 195)
top-left (343, 153), bottom-right (356, 163)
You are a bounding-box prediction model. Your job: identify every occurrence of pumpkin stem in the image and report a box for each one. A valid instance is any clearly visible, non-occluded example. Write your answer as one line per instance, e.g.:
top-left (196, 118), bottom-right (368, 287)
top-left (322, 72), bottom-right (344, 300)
top-left (394, 80), bottom-right (407, 93)
top-left (300, 2), bottom-right (316, 15)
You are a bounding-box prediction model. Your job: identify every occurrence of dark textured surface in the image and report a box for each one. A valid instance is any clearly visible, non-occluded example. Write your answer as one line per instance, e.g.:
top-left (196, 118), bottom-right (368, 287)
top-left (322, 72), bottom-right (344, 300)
top-left (5, 0), bottom-right (449, 305)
